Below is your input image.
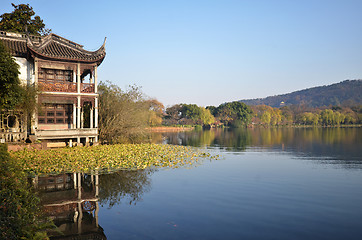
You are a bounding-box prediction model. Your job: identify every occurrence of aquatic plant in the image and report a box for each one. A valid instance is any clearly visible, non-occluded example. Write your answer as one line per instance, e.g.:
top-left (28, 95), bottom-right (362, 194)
top-left (10, 143), bottom-right (218, 175)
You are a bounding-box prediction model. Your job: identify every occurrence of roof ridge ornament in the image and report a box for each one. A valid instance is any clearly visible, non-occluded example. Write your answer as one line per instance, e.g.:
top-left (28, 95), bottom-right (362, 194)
top-left (25, 31), bottom-right (34, 47)
top-left (102, 37), bottom-right (107, 48)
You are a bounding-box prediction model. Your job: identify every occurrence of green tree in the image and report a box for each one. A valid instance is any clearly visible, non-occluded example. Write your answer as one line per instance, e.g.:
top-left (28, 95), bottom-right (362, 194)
top-left (216, 106), bottom-right (234, 126)
top-left (164, 104), bottom-right (182, 125)
top-left (205, 105), bottom-right (217, 116)
top-left (311, 113), bottom-right (320, 125)
top-left (261, 111), bottom-right (271, 125)
top-left (296, 113), bottom-right (307, 125)
top-left (280, 106), bottom-right (294, 125)
top-left (320, 109), bottom-right (334, 126)
top-left (180, 104), bottom-right (203, 123)
top-left (333, 111), bottom-right (345, 125)
top-left (270, 108), bottom-right (282, 126)
top-left (216, 101), bottom-right (252, 127)
top-left (0, 3), bottom-right (51, 35)
top-left (199, 107), bottom-right (215, 126)
top-left (0, 41), bottom-right (21, 110)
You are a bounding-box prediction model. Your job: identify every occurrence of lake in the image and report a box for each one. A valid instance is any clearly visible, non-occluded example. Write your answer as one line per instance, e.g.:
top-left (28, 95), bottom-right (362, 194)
top-left (37, 127), bottom-right (362, 240)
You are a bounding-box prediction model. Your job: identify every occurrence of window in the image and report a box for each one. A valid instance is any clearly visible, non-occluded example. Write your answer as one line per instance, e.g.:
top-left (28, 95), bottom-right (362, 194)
top-left (38, 104), bottom-right (72, 125)
top-left (38, 68), bottom-right (73, 82)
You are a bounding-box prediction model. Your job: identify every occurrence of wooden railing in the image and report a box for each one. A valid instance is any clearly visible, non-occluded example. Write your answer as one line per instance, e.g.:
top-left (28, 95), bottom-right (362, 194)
top-left (0, 132), bottom-right (26, 142)
top-left (81, 83), bottom-right (95, 93)
top-left (38, 81), bottom-right (95, 93)
top-left (39, 80), bottom-right (77, 93)
top-left (38, 80), bottom-right (94, 93)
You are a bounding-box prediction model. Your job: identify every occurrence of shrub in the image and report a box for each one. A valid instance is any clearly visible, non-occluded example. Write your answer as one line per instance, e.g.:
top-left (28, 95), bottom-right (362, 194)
top-left (0, 144), bottom-right (49, 239)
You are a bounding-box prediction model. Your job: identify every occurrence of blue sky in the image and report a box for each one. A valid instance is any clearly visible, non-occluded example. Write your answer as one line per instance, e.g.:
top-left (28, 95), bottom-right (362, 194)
top-left (2, 0), bottom-right (362, 107)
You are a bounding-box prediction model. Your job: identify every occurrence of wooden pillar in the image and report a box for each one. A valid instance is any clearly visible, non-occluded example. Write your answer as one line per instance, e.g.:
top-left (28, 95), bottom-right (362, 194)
top-left (73, 66), bottom-right (77, 83)
top-left (77, 172), bottom-right (82, 199)
top-left (32, 58), bottom-right (39, 134)
top-left (77, 63), bottom-right (81, 93)
top-left (94, 66), bottom-right (98, 93)
top-left (95, 202), bottom-right (99, 227)
top-left (73, 172), bottom-right (77, 189)
top-left (34, 58), bottom-right (38, 88)
top-left (73, 104), bottom-right (76, 129)
top-left (77, 63), bottom-right (82, 132)
top-left (77, 201), bottom-right (82, 234)
top-left (90, 106), bottom-right (94, 128)
top-left (77, 172), bottom-right (82, 233)
top-left (95, 170), bottom-right (99, 197)
top-left (81, 108), bottom-right (84, 129)
top-left (77, 96), bottom-right (81, 129)
top-left (94, 97), bottom-right (98, 128)
top-left (94, 65), bottom-right (99, 143)
top-left (89, 71), bottom-right (93, 84)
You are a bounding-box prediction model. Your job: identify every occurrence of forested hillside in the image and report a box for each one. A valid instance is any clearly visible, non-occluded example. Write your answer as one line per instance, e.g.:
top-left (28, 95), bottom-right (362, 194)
top-left (240, 80), bottom-right (362, 107)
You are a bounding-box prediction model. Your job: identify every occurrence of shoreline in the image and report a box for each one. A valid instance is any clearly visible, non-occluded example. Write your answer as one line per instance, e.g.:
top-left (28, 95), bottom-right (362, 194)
top-left (148, 126), bottom-right (195, 132)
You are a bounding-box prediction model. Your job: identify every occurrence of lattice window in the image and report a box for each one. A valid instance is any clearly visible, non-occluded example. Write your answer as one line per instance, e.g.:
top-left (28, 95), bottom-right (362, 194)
top-left (38, 68), bottom-right (73, 82)
top-left (0, 110), bottom-right (25, 131)
top-left (38, 104), bottom-right (72, 124)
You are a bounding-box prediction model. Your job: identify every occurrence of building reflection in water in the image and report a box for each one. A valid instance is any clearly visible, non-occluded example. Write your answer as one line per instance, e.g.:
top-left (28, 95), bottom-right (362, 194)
top-left (32, 172), bottom-right (106, 239)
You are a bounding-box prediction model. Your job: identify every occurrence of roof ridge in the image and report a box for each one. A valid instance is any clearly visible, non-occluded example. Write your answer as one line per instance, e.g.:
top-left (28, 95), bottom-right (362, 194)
top-left (2, 31), bottom-right (106, 64)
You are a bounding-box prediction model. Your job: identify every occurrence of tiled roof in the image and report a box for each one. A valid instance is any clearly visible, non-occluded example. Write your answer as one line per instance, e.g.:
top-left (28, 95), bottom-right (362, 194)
top-left (28, 33), bottom-right (106, 63)
top-left (0, 31), bottom-right (106, 64)
top-left (0, 37), bottom-right (27, 57)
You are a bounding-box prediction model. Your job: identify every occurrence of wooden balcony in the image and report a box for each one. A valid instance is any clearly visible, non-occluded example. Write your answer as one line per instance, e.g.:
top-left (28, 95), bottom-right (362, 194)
top-left (39, 80), bottom-right (77, 93)
top-left (81, 83), bottom-right (95, 93)
top-left (38, 80), bottom-right (95, 93)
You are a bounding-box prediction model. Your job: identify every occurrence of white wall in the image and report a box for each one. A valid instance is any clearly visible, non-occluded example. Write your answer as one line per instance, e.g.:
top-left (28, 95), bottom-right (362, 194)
top-left (14, 57), bottom-right (34, 85)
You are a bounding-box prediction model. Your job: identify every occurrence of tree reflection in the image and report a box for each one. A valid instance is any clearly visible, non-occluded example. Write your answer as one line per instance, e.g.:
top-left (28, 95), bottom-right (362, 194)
top-left (152, 127), bottom-right (362, 159)
top-left (98, 169), bottom-right (154, 208)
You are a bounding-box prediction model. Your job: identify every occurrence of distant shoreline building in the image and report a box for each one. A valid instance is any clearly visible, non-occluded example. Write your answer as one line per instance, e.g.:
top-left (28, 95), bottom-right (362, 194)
top-left (0, 31), bottom-right (106, 146)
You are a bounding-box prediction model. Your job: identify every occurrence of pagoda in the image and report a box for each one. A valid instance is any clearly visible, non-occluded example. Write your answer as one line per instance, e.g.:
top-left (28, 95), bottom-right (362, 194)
top-left (0, 31), bottom-right (106, 146)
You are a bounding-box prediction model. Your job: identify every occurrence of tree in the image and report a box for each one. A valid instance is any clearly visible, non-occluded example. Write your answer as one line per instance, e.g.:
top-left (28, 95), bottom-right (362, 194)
top-left (0, 3), bottom-right (51, 35)
top-left (205, 106), bottom-right (217, 116)
top-left (215, 102), bottom-right (252, 127)
top-left (270, 108), bottom-right (282, 125)
top-left (180, 104), bottom-right (202, 122)
top-left (0, 41), bottom-right (21, 110)
top-left (333, 111), bottom-right (345, 125)
top-left (98, 82), bottom-right (149, 143)
top-left (261, 111), bottom-right (271, 125)
top-left (320, 109), bottom-right (334, 126)
top-left (146, 99), bottom-right (164, 126)
top-left (164, 104), bottom-right (182, 125)
top-left (280, 106), bottom-right (294, 125)
top-left (199, 107), bottom-right (215, 126)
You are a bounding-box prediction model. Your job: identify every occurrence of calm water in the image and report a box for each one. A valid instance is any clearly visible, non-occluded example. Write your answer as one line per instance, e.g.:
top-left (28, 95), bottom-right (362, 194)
top-left (37, 127), bottom-right (362, 240)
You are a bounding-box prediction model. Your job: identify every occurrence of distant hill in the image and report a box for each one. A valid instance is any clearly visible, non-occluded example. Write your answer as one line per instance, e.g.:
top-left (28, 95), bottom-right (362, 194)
top-left (240, 80), bottom-right (362, 108)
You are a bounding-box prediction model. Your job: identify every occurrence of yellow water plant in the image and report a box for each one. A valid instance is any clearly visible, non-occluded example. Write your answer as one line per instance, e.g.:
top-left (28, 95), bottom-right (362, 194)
top-left (10, 144), bottom-right (218, 175)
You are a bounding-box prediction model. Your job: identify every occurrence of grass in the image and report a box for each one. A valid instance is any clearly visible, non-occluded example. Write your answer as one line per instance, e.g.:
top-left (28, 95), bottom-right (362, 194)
top-left (10, 143), bottom-right (218, 175)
